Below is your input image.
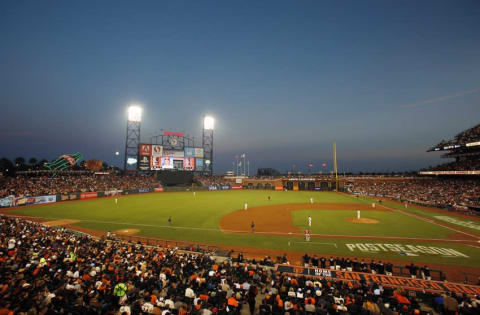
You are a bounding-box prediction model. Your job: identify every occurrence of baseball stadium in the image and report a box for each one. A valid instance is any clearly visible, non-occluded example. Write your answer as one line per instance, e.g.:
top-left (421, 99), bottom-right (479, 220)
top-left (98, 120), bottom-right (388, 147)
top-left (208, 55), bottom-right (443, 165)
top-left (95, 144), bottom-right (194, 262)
top-left (2, 2), bottom-right (480, 314)
top-left (1, 116), bottom-right (480, 314)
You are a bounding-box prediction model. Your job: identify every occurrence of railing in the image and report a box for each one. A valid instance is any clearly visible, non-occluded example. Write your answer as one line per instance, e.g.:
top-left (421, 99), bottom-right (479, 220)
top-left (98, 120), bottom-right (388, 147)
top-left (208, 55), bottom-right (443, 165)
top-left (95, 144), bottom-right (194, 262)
top-left (113, 233), bottom-right (219, 253)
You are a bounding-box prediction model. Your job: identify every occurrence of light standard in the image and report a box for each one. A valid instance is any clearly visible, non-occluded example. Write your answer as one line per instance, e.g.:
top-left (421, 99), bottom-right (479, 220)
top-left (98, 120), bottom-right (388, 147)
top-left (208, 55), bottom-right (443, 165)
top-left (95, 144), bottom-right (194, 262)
top-left (124, 105), bottom-right (142, 172)
top-left (202, 116), bottom-right (214, 176)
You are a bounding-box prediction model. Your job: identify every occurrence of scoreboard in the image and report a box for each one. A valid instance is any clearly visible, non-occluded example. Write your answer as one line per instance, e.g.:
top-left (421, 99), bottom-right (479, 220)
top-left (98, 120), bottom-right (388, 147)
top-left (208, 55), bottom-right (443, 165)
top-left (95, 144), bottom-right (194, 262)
top-left (138, 143), bottom-right (204, 171)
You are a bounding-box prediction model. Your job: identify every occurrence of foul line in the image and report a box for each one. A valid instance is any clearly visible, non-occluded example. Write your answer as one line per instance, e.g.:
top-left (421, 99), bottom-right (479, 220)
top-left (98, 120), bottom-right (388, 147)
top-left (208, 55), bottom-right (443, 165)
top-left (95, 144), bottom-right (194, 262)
top-left (295, 242), bottom-right (338, 248)
top-left (340, 192), bottom-right (480, 240)
top-left (380, 205), bottom-right (480, 240)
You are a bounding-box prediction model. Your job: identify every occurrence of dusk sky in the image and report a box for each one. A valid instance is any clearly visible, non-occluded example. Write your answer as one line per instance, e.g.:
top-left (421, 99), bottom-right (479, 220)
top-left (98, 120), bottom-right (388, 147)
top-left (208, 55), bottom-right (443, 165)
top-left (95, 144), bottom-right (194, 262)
top-left (1, 0), bottom-right (479, 174)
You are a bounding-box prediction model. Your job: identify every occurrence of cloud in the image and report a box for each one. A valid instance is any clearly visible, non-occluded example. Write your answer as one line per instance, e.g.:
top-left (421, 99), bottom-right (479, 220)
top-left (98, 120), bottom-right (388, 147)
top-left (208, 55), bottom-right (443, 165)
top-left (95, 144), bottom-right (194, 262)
top-left (401, 87), bottom-right (480, 108)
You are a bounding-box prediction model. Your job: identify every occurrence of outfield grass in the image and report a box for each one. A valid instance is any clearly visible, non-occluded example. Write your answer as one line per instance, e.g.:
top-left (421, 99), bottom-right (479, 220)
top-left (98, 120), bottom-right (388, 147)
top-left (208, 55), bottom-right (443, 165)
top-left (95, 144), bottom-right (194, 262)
top-left (8, 190), bottom-right (480, 267)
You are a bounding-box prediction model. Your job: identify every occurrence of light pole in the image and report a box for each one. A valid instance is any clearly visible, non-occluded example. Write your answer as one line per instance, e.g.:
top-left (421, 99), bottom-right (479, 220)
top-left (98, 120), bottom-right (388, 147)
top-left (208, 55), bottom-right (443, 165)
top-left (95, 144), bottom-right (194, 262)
top-left (124, 105), bottom-right (142, 172)
top-left (202, 116), bottom-right (214, 176)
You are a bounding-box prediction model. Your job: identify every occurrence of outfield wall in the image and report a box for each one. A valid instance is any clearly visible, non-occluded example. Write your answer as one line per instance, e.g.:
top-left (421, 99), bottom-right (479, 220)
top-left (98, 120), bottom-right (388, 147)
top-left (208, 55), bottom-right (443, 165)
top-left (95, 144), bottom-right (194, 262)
top-left (0, 187), bottom-right (164, 208)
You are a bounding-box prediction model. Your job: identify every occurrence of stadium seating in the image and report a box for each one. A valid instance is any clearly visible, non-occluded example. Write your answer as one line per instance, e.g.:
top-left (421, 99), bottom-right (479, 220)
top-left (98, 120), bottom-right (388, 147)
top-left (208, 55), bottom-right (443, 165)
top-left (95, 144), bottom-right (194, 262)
top-left (1, 215), bottom-right (477, 314)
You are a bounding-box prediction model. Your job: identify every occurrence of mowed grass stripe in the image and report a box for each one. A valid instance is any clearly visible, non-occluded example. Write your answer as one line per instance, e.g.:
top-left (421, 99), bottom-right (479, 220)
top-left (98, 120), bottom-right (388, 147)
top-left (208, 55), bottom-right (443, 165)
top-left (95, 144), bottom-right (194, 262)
top-left (292, 210), bottom-right (454, 239)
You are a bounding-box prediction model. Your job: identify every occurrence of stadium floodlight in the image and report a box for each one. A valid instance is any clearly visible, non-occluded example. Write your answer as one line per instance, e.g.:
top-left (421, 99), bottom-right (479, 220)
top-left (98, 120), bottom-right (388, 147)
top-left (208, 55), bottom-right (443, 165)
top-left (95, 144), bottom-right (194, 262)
top-left (128, 105), bottom-right (142, 122)
top-left (203, 116), bottom-right (215, 130)
top-left (205, 159), bottom-right (211, 166)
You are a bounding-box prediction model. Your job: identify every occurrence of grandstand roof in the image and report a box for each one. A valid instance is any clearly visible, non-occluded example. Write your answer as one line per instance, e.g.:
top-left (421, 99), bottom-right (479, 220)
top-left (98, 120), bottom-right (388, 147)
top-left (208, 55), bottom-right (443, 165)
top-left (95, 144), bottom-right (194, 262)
top-left (428, 123), bottom-right (480, 152)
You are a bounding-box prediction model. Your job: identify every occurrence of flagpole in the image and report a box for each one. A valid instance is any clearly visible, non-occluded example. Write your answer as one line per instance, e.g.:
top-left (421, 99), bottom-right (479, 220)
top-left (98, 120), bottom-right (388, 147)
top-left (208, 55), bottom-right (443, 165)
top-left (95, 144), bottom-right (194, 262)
top-left (247, 160), bottom-right (250, 177)
top-left (243, 154), bottom-right (246, 176)
top-left (235, 155), bottom-right (239, 176)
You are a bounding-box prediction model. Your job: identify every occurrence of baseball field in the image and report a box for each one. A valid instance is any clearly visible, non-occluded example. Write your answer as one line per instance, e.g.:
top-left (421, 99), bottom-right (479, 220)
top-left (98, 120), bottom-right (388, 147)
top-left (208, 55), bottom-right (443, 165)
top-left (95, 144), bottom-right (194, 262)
top-left (5, 190), bottom-right (480, 275)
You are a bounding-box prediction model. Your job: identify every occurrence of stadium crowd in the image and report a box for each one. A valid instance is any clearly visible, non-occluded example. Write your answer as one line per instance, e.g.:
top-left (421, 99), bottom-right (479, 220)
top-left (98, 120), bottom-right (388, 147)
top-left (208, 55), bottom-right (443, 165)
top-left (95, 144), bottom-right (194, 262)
top-left (347, 178), bottom-right (480, 211)
top-left (423, 159), bottom-right (480, 172)
top-left (0, 174), bottom-right (160, 198)
top-left (194, 176), bottom-right (231, 188)
top-left (1, 215), bottom-right (478, 315)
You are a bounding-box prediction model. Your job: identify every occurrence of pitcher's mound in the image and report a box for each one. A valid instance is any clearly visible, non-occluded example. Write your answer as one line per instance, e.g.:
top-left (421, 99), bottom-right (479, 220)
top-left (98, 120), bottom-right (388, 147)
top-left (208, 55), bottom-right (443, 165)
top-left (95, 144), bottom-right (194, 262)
top-left (115, 228), bottom-right (140, 235)
top-left (348, 218), bottom-right (379, 224)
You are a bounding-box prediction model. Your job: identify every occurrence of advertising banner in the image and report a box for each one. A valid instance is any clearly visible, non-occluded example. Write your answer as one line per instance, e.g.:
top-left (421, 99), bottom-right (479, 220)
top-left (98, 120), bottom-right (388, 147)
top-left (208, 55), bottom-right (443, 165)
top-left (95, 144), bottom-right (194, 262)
top-left (208, 185), bottom-right (218, 191)
top-left (231, 185), bottom-right (243, 190)
top-left (0, 196), bottom-right (14, 207)
top-left (164, 131), bottom-right (184, 137)
top-left (276, 265), bottom-right (480, 296)
top-left (138, 188), bottom-right (151, 193)
top-left (275, 186), bottom-right (283, 191)
top-left (152, 145), bottom-right (163, 157)
top-left (34, 195), bottom-right (56, 204)
top-left (194, 148), bottom-right (204, 158)
top-left (174, 151), bottom-right (184, 158)
top-left (139, 155), bottom-right (151, 171)
top-left (154, 187), bottom-right (164, 192)
top-left (80, 192), bottom-right (98, 199)
top-left (139, 144), bottom-right (152, 156)
top-left (185, 147), bottom-right (195, 157)
top-left (151, 156), bottom-right (162, 170)
top-left (105, 189), bottom-right (122, 196)
top-left (161, 156), bottom-right (174, 169)
top-left (184, 157), bottom-right (195, 170)
top-left (195, 158), bottom-right (204, 170)
top-left (163, 150), bottom-right (184, 158)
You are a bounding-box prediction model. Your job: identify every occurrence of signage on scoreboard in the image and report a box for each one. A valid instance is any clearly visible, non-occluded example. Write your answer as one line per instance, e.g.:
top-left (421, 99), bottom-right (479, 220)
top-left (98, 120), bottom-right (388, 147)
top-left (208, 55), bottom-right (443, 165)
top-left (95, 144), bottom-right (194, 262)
top-left (184, 157), bottom-right (195, 170)
top-left (163, 150), bottom-right (184, 158)
top-left (162, 156), bottom-right (174, 169)
top-left (139, 144), bottom-right (151, 156)
top-left (151, 156), bottom-right (162, 170)
top-left (138, 155), bottom-right (151, 171)
top-left (194, 148), bottom-right (204, 158)
top-left (195, 158), bottom-right (204, 170)
top-left (185, 147), bottom-right (195, 157)
top-left (163, 131), bottom-right (184, 137)
top-left (152, 145), bottom-right (163, 157)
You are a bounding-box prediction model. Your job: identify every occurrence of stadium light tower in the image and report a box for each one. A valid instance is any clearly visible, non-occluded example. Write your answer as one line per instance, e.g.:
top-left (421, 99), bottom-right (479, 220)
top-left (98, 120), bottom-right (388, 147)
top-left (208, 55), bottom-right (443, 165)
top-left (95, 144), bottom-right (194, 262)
top-left (124, 105), bottom-right (142, 172)
top-left (202, 116), bottom-right (214, 176)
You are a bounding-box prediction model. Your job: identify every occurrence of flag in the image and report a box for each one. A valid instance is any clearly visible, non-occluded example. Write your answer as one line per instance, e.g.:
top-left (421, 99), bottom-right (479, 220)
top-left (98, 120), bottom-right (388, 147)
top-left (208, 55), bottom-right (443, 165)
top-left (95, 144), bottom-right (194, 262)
top-left (238, 161), bottom-right (242, 167)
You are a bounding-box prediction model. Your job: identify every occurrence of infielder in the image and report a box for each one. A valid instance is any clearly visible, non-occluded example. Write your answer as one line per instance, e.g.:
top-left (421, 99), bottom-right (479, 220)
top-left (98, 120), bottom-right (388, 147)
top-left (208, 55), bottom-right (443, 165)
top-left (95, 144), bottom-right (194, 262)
top-left (308, 216), bottom-right (312, 227)
top-left (310, 197), bottom-right (313, 204)
top-left (244, 203), bottom-right (248, 210)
